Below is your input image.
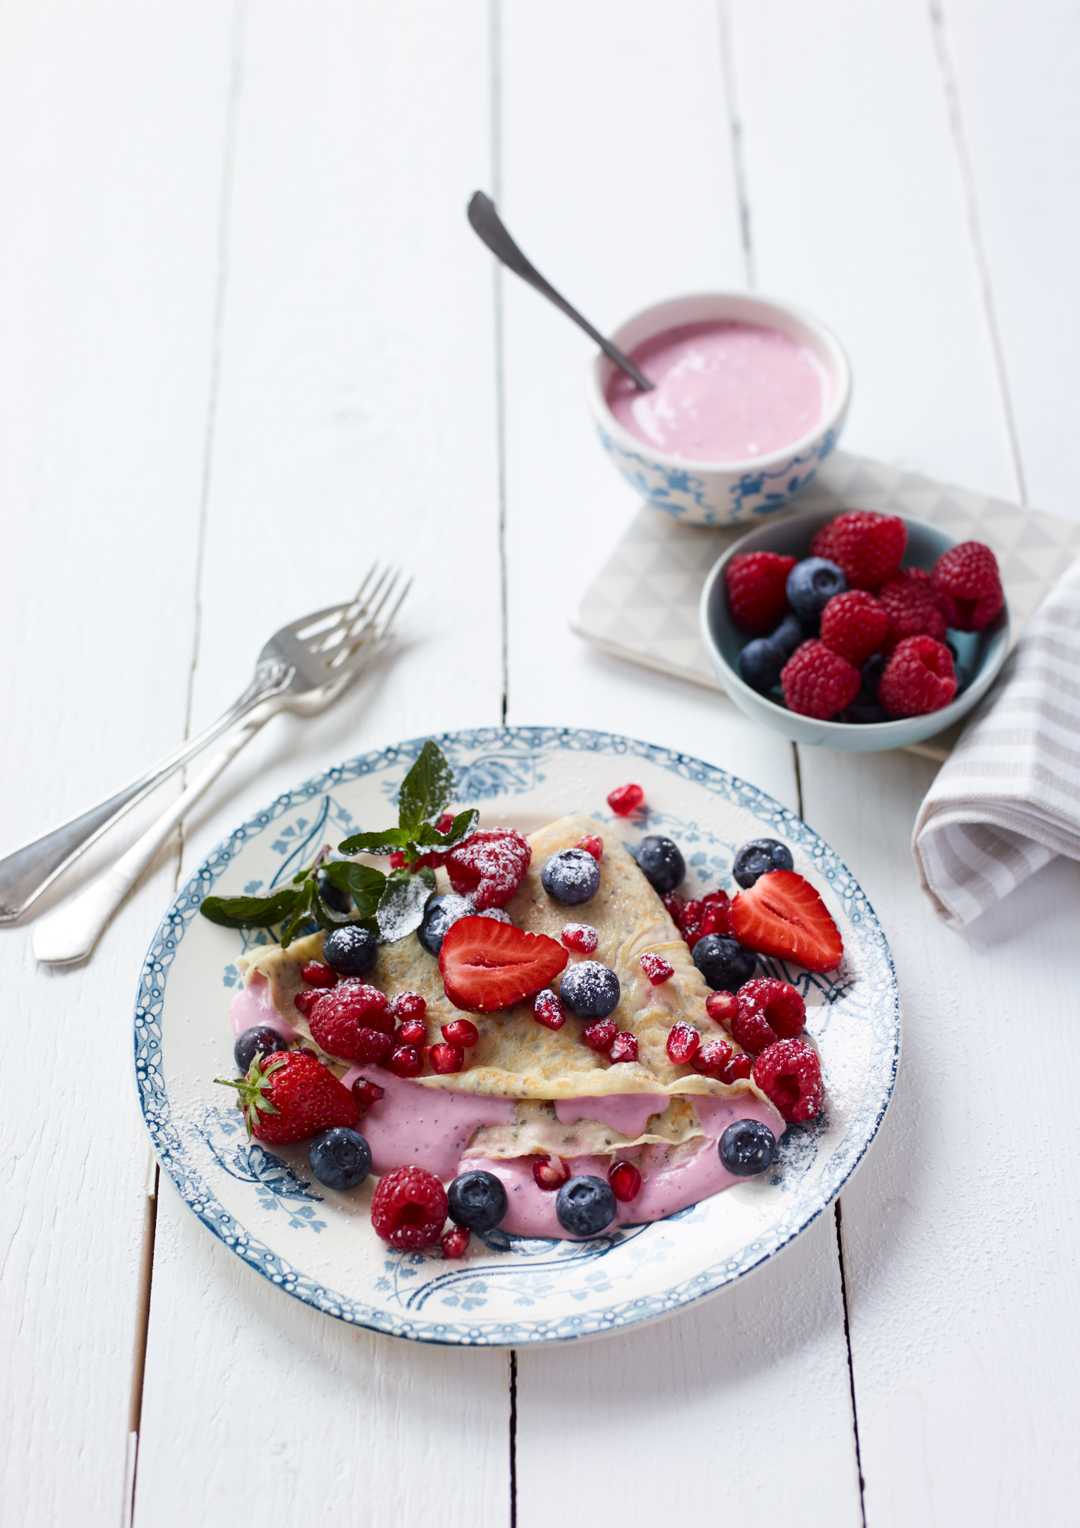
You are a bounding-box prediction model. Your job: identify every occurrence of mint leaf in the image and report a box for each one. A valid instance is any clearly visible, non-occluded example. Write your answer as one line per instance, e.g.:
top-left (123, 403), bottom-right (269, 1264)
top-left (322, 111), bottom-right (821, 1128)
top-left (413, 808), bottom-right (478, 850)
top-left (376, 866), bottom-right (436, 943)
top-left (280, 881), bottom-right (316, 948)
top-left (311, 882), bottom-right (377, 933)
top-left (200, 887), bottom-right (303, 930)
top-left (336, 826), bottom-right (412, 855)
top-left (397, 740), bottom-right (454, 832)
top-left (321, 860), bottom-right (386, 919)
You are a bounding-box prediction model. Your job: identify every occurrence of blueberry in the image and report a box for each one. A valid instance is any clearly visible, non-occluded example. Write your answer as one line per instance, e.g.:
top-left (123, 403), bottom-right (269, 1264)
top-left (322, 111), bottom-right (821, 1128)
top-left (541, 847), bottom-right (601, 906)
top-left (693, 934), bottom-right (756, 991)
top-left (308, 1127), bottom-right (372, 1190)
top-left (771, 611), bottom-right (813, 658)
top-left (448, 1170), bottom-right (509, 1232)
top-left (322, 924), bottom-right (378, 976)
top-left (786, 558), bottom-right (847, 621)
top-left (317, 872), bottom-right (352, 914)
top-left (634, 835), bottom-right (686, 894)
top-left (233, 1025), bottom-right (289, 1073)
top-left (417, 892), bottom-right (476, 956)
top-left (732, 838), bottom-right (794, 888)
top-left (840, 694), bottom-right (889, 724)
top-left (718, 1119), bottom-right (777, 1177)
top-left (560, 961), bottom-right (620, 1019)
top-left (738, 638), bottom-right (785, 694)
top-left (861, 653), bottom-right (887, 699)
top-left (555, 1175), bottom-right (618, 1237)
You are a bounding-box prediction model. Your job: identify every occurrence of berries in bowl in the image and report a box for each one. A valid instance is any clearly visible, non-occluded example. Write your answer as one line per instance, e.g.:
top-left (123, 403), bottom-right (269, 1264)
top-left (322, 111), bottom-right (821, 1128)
top-left (699, 509), bottom-right (1010, 750)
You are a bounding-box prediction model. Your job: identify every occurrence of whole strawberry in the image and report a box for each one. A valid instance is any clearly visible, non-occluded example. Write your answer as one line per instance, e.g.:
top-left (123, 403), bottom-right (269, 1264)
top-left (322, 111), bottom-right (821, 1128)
top-left (811, 511), bottom-right (906, 590)
top-left (931, 541), bottom-right (1004, 631)
top-left (217, 1051), bottom-right (359, 1144)
top-left (726, 552), bottom-right (797, 635)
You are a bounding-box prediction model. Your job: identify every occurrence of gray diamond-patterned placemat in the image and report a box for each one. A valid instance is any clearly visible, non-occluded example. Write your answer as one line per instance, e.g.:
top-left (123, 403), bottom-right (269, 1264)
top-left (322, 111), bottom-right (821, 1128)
top-left (572, 451), bottom-right (1080, 760)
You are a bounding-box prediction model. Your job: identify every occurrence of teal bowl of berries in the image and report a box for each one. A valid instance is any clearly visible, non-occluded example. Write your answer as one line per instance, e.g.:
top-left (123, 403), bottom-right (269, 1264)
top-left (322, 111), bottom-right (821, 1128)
top-left (699, 509), bottom-right (1010, 750)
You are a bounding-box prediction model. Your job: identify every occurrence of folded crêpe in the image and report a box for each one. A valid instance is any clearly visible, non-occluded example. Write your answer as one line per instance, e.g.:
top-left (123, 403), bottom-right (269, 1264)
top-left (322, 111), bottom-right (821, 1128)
top-left (241, 814), bottom-right (778, 1152)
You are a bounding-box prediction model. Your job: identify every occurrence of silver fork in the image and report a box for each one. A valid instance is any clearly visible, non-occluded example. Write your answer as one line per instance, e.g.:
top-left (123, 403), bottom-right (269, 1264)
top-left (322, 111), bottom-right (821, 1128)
top-left (2, 565), bottom-right (409, 924)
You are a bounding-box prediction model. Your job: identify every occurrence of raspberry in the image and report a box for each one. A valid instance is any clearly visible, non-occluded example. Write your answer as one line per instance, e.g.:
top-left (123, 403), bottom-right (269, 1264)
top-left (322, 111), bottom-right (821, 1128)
top-left (309, 985), bottom-right (395, 1062)
top-left (819, 590), bottom-right (889, 664)
top-left (878, 635), bottom-right (957, 717)
top-left (351, 1077), bottom-right (385, 1115)
top-left (561, 923), bottom-right (598, 954)
top-left (752, 1039), bottom-right (823, 1123)
top-left (932, 541), bottom-right (1004, 630)
top-left (392, 992), bottom-right (427, 1020)
top-left (781, 640), bottom-right (861, 719)
top-left (582, 1019), bottom-right (618, 1053)
top-left (720, 1054), bottom-right (753, 1084)
top-left (446, 829), bottom-right (532, 910)
top-left (396, 1018), bottom-right (427, 1046)
top-left (705, 991), bottom-right (738, 1025)
top-left (533, 989), bottom-right (566, 1030)
top-left (876, 568), bottom-right (946, 650)
top-left (577, 834), bottom-right (604, 860)
top-left (726, 552), bottom-right (798, 635)
top-left (609, 1031), bottom-right (638, 1063)
top-left (300, 961), bottom-right (338, 989)
top-left (738, 978), bottom-right (806, 1039)
top-left (639, 952), bottom-right (673, 985)
top-left (532, 1156), bottom-right (569, 1191)
top-left (441, 1226), bottom-right (470, 1259)
top-left (607, 783), bottom-right (644, 816)
top-left (442, 1019), bottom-right (479, 1048)
top-left (666, 1021), bottom-right (700, 1063)
top-left (608, 1161), bottom-right (641, 1202)
top-left (385, 1044), bottom-right (423, 1077)
top-left (692, 1039), bottom-right (734, 1079)
top-left (428, 1042), bottom-right (464, 1074)
top-left (371, 1165), bottom-right (448, 1249)
top-left (294, 989), bottom-right (321, 1017)
top-left (811, 511), bottom-right (906, 589)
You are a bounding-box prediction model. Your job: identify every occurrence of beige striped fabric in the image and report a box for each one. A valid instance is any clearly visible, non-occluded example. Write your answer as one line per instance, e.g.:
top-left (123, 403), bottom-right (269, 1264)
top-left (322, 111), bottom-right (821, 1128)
top-left (913, 556), bottom-right (1080, 926)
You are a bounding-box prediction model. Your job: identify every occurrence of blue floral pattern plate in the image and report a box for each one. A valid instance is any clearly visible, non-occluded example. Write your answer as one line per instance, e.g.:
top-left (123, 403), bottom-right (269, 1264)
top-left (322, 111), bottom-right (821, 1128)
top-left (134, 727), bottom-right (899, 1346)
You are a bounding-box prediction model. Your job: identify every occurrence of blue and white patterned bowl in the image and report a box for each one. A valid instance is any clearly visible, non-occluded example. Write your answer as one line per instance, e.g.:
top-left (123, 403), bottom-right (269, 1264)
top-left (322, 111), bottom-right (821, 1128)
top-left (134, 727), bottom-right (899, 1346)
top-left (586, 292), bottom-right (851, 526)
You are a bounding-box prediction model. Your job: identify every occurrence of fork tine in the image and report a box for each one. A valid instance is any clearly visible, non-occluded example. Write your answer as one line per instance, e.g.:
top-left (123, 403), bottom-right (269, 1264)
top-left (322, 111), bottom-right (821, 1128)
top-left (323, 570), bottom-right (405, 669)
top-left (311, 566), bottom-right (392, 654)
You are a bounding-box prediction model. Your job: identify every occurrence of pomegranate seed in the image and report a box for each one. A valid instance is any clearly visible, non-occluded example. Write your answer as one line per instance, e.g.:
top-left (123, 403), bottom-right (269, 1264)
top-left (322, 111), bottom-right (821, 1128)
top-left (429, 1042), bottom-right (464, 1075)
top-left (720, 1054), bottom-right (753, 1083)
top-left (698, 897), bottom-right (732, 940)
top-left (639, 952), bottom-right (673, 985)
top-left (436, 813), bottom-right (455, 835)
top-left (296, 1046), bottom-right (319, 1060)
top-left (608, 1160), bottom-right (642, 1203)
top-left (661, 891), bottom-right (684, 921)
top-left (300, 961), bottom-right (338, 989)
top-left (386, 1044), bottom-right (423, 1078)
top-left (533, 990), bottom-right (566, 1030)
top-left (351, 1077), bottom-right (385, 1115)
top-left (441, 1225), bottom-right (470, 1259)
top-left (442, 1019), bottom-right (479, 1048)
top-left (607, 783), bottom-right (644, 816)
top-left (532, 1156), bottom-right (570, 1191)
top-left (389, 851), bottom-right (406, 869)
top-left (705, 991), bottom-right (739, 1025)
top-left (678, 899), bottom-right (703, 949)
top-left (396, 1018), bottom-right (427, 1046)
top-left (576, 834), bottom-right (604, 860)
top-left (582, 1019), bottom-right (618, 1054)
top-left (393, 991), bottom-right (427, 1020)
top-left (609, 1031), bottom-right (638, 1063)
top-left (692, 1039), bottom-right (733, 1079)
top-left (666, 1022), bottom-right (700, 1064)
top-left (561, 922), bottom-right (598, 954)
top-left (293, 989), bottom-right (321, 1017)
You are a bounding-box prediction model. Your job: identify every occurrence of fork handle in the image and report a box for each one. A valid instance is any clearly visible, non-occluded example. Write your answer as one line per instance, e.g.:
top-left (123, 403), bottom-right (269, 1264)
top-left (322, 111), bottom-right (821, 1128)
top-left (0, 661), bottom-right (292, 923)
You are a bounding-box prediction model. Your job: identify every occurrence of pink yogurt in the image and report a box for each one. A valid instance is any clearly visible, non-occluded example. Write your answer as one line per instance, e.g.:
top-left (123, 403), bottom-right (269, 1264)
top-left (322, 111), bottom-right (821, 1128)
top-left (605, 319), bottom-right (830, 462)
top-left (229, 972), bottom-right (297, 1043)
top-left (340, 1067), bottom-right (516, 1179)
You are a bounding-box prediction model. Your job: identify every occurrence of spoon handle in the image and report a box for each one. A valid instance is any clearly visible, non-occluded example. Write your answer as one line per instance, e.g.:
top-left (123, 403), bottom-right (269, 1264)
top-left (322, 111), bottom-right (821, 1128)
top-left (467, 192), bottom-right (654, 392)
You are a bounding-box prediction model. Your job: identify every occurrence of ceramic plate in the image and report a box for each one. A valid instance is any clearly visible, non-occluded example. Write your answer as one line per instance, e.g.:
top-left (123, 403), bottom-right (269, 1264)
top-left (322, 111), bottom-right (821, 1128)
top-left (134, 727), bottom-right (899, 1346)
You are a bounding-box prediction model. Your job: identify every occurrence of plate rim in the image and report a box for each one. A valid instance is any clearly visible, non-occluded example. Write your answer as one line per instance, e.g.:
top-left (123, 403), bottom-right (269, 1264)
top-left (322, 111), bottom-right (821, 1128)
top-left (133, 724), bottom-right (900, 1347)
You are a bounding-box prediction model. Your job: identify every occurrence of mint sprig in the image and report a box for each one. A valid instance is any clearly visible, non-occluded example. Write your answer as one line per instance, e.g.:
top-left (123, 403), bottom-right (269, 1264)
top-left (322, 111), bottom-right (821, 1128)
top-left (338, 740), bottom-right (477, 871)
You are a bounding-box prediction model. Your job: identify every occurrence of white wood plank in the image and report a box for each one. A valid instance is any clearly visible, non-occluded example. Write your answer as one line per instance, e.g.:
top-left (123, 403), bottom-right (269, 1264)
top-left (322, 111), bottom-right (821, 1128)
top-left (0, 2), bottom-right (236, 1523)
top-left (133, 5), bottom-right (512, 1522)
top-left (728, 0), bottom-right (1020, 501)
top-left (936, 0), bottom-right (1080, 521)
top-left (497, 7), bottom-right (861, 1521)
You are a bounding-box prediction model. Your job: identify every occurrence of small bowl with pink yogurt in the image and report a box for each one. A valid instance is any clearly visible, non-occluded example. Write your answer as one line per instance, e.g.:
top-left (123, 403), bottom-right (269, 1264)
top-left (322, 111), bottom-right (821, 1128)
top-left (588, 292), bottom-right (851, 527)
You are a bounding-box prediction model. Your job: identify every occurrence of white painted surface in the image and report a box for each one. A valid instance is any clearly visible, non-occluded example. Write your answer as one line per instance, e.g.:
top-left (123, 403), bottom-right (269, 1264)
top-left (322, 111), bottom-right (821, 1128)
top-left (1, 1), bottom-right (1077, 1523)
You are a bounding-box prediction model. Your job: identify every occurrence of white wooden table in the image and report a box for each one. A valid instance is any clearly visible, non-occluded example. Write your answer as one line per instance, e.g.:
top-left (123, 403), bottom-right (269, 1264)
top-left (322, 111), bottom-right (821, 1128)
top-left (3, 3), bottom-right (1078, 1523)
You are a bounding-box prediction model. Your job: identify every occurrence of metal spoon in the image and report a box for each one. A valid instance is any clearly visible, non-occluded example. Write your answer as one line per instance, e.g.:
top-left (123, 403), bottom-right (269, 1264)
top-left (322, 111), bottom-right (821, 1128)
top-left (467, 191), bottom-right (654, 391)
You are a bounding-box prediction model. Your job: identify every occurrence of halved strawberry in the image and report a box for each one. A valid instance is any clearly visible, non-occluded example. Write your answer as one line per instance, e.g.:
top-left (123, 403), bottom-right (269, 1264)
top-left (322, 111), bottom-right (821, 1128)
top-left (439, 916), bottom-right (568, 1013)
top-left (729, 870), bottom-right (843, 973)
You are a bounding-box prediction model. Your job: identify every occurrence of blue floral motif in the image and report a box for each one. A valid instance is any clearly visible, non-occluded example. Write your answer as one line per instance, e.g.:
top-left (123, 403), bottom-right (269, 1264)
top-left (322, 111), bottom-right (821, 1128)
top-left (134, 726), bottom-right (899, 1347)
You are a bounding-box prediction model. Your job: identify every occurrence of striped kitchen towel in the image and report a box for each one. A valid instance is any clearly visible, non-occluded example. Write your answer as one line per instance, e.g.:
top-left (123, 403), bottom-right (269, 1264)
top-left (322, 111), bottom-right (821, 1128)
top-left (913, 555), bottom-right (1080, 926)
